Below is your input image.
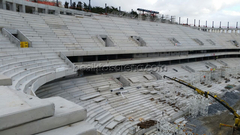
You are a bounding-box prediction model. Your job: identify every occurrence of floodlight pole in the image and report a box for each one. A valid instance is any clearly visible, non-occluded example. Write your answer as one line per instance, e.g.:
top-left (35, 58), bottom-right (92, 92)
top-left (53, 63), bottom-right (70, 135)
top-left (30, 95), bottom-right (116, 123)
top-left (89, 0), bottom-right (91, 11)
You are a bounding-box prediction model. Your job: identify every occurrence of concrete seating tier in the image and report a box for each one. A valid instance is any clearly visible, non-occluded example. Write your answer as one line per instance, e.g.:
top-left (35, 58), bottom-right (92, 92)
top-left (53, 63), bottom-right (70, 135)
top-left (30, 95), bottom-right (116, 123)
top-left (0, 9), bottom-right (239, 55)
top-left (0, 86), bottom-right (96, 135)
top-left (36, 58), bottom-right (240, 134)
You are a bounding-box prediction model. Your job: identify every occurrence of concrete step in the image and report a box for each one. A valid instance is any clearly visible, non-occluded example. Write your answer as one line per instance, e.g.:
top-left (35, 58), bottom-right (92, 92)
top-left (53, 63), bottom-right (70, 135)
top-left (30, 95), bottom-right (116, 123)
top-left (0, 97), bottom-right (87, 135)
top-left (0, 86), bottom-right (54, 131)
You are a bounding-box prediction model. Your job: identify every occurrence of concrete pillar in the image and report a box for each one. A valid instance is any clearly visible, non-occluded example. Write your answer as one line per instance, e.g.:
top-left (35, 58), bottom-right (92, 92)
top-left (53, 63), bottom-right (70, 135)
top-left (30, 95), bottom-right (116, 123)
top-left (55, 8), bottom-right (60, 15)
top-left (22, 4), bottom-right (25, 13)
top-left (34, 7), bottom-right (38, 14)
top-left (2, 0), bottom-right (6, 9)
top-left (0, 0), bottom-right (2, 9)
top-left (45, 8), bottom-right (48, 14)
top-left (12, 2), bottom-right (16, 11)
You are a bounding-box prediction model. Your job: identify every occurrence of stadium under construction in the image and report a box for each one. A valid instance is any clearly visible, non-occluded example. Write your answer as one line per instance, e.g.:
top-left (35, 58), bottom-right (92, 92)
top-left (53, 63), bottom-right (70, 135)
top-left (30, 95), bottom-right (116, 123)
top-left (1, 0), bottom-right (240, 135)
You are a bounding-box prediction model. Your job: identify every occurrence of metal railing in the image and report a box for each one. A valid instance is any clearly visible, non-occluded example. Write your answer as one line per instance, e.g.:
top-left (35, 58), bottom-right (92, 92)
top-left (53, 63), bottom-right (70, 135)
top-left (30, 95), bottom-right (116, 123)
top-left (2, 28), bottom-right (20, 47)
top-left (59, 52), bottom-right (77, 72)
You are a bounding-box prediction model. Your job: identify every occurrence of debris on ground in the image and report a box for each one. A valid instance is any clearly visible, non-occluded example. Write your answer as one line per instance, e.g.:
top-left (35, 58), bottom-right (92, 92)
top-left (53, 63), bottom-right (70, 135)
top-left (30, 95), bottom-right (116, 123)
top-left (137, 120), bottom-right (157, 129)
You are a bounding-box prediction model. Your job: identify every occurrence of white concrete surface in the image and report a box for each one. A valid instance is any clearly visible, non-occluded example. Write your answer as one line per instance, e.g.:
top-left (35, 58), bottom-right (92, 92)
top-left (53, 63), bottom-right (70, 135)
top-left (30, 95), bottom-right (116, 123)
top-left (0, 86), bottom-right (54, 131)
top-left (0, 97), bottom-right (87, 135)
top-left (0, 74), bottom-right (12, 85)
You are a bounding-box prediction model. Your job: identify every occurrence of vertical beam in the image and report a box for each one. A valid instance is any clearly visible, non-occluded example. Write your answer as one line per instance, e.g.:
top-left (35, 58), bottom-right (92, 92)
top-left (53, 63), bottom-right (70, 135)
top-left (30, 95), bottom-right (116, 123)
top-left (12, 2), bottom-right (16, 11)
top-left (206, 20), bottom-right (207, 27)
top-left (2, 0), bottom-right (6, 9)
top-left (105, 3), bottom-right (107, 15)
top-left (55, 8), bottom-right (60, 15)
top-left (198, 20), bottom-right (200, 27)
top-left (22, 4), bottom-right (25, 13)
top-left (119, 6), bottom-right (121, 11)
top-left (227, 22), bottom-right (229, 29)
top-left (45, 7), bottom-right (48, 14)
top-left (219, 21), bottom-right (221, 28)
top-left (236, 22), bottom-right (238, 29)
top-left (34, 7), bottom-right (38, 14)
top-left (179, 17), bottom-right (181, 24)
top-left (187, 18), bottom-right (188, 25)
top-left (194, 19), bottom-right (196, 27)
top-left (88, 0), bottom-right (91, 11)
top-left (212, 21), bottom-right (214, 28)
top-left (70, 0), bottom-right (72, 7)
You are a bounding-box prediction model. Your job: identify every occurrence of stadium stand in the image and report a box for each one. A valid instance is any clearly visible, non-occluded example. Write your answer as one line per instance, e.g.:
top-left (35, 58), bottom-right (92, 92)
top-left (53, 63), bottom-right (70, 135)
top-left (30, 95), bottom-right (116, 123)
top-left (1, 0), bottom-right (240, 134)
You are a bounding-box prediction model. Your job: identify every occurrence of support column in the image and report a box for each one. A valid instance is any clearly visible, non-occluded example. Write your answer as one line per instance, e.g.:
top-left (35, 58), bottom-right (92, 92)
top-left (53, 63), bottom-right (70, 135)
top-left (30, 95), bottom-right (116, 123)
top-left (22, 4), bottom-right (25, 13)
top-left (55, 8), bottom-right (60, 15)
top-left (45, 8), bottom-right (48, 14)
top-left (12, 2), bottom-right (16, 11)
top-left (34, 7), bottom-right (38, 14)
top-left (2, 0), bottom-right (6, 9)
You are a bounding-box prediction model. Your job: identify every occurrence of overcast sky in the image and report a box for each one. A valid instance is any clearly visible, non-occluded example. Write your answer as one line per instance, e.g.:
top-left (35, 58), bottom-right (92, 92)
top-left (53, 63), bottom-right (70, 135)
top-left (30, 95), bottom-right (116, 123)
top-left (60, 0), bottom-right (240, 28)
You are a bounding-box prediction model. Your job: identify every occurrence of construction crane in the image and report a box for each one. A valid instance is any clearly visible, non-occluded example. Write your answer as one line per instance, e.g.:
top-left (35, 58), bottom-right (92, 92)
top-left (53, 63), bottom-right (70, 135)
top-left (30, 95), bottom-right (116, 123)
top-left (163, 75), bottom-right (240, 130)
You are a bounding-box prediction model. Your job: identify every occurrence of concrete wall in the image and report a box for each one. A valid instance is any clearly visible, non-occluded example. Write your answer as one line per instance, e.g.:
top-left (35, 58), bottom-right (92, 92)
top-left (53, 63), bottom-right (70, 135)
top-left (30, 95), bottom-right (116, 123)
top-left (0, 0), bottom-right (86, 15)
top-left (0, 0), bottom-right (3, 9)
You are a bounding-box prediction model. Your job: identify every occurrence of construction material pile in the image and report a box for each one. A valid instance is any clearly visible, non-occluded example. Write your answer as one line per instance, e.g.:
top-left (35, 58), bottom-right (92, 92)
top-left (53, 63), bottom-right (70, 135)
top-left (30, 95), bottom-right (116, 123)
top-left (137, 120), bottom-right (157, 129)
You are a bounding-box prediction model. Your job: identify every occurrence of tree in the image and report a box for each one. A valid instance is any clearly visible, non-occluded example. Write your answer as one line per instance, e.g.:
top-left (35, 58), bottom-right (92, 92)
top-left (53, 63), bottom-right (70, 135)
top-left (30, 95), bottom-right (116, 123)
top-left (72, 2), bottom-right (76, 9)
top-left (77, 1), bottom-right (82, 10)
top-left (83, 2), bottom-right (88, 10)
top-left (64, 1), bottom-right (69, 8)
top-left (130, 10), bottom-right (138, 18)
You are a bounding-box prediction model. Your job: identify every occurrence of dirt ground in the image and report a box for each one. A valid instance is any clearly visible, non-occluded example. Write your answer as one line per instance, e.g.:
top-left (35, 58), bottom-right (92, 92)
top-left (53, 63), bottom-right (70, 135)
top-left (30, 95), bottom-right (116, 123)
top-left (198, 100), bottom-right (240, 135)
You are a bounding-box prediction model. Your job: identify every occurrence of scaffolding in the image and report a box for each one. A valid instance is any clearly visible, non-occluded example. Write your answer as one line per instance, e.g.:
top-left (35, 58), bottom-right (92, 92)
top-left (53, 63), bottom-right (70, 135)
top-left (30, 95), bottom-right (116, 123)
top-left (220, 67), bottom-right (230, 79)
top-left (188, 95), bottom-right (209, 118)
top-left (157, 118), bottom-right (193, 135)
